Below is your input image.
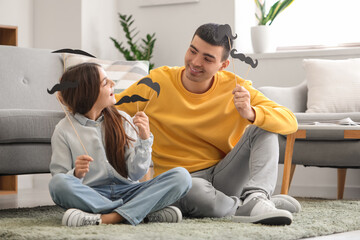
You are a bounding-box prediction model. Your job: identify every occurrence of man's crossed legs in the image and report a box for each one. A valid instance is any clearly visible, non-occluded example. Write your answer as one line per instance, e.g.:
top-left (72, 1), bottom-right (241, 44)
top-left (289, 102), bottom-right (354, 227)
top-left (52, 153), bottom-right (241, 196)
top-left (174, 125), bottom-right (301, 225)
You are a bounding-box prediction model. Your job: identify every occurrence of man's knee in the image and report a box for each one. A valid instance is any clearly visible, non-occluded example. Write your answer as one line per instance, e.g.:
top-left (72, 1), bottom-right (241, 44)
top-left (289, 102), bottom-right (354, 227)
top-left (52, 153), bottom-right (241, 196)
top-left (245, 125), bottom-right (279, 148)
top-left (181, 178), bottom-right (231, 218)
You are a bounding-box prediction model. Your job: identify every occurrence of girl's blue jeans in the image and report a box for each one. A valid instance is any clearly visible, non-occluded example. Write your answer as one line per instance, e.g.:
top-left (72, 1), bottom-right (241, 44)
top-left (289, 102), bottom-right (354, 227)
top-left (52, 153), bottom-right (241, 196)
top-left (48, 167), bottom-right (191, 225)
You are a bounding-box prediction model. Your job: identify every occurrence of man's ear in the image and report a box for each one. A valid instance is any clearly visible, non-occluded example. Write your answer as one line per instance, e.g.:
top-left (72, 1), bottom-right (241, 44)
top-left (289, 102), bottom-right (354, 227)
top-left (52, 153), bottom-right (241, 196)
top-left (219, 59), bottom-right (230, 71)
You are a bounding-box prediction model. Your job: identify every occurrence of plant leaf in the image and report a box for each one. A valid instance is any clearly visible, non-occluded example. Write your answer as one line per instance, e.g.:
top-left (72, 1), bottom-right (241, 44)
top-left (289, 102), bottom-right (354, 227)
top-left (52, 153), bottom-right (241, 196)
top-left (269, 0), bottom-right (294, 25)
top-left (110, 12), bottom-right (157, 69)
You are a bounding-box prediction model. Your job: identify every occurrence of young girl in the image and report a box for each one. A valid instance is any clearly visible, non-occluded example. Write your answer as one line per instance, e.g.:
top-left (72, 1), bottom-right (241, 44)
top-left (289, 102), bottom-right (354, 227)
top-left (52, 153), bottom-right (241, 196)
top-left (48, 62), bottom-right (191, 227)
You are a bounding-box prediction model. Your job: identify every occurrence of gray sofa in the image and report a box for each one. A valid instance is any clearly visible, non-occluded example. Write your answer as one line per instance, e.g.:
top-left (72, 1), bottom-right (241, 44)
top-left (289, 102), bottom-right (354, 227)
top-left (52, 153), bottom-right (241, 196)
top-left (0, 45), bottom-right (64, 175)
top-left (259, 82), bottom-right (360, 198)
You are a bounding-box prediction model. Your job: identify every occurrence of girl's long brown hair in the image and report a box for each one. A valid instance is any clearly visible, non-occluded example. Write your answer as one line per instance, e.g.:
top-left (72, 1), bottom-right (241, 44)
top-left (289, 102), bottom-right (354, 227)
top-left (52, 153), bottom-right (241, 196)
top-left (60, 62), bottom-right (133, 178)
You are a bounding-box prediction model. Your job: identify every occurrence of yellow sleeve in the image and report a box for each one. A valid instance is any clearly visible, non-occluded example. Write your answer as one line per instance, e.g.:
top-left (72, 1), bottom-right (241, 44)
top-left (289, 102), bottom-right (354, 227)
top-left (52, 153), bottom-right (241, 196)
top-left (246, 82), bottom-right (298, 135)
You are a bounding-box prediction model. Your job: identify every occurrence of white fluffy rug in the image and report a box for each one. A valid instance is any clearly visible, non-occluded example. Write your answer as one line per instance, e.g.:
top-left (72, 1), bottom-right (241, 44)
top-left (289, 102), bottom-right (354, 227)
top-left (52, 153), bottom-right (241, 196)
top-left (1, 198), bottom-right (360, 240)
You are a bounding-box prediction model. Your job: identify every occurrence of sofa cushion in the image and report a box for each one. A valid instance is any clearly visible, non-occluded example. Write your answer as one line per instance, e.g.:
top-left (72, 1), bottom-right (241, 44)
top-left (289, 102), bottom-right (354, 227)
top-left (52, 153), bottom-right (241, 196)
top-left (0, 109), bottom-right (64, 143)
top-left (0, 143), bottom-right (52, 174)
top-left (295, 112), bottom-right (360, 124)
top-left (304, 58), bottom-right (360, 113)
top-left (62, 53), bottom-right (149, 93)
top-left (258, 81), bottom-right (308, 113)
top-left (278, 136), bottom-right (360, 167)
top-left (0, 46), bottom-right (63, 111)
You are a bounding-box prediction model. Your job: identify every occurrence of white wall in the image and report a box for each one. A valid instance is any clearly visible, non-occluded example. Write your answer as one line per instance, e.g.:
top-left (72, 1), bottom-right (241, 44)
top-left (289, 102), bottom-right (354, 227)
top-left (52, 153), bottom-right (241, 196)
top-left (0, 0), bottom-right (34, 47)
top-left (81, 0), bottom-right (120, 60)
top-left (234, 47), bottom-right (360, 88)
top-left (33, 0), bottom-right (82, 50)
top-left (33, 0), bottom-right (119, 60)
top-left (116, 0), bottom-right (235, 68)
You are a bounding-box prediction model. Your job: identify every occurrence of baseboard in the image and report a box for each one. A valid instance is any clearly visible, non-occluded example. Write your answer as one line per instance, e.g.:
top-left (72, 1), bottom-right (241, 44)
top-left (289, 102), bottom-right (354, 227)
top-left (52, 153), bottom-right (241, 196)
top-left (17, 175), bottom-right (33, 190)
top-left (33, 174), bottom-right (52, 189)
top-left (275, 184), bottom-right (360, 199)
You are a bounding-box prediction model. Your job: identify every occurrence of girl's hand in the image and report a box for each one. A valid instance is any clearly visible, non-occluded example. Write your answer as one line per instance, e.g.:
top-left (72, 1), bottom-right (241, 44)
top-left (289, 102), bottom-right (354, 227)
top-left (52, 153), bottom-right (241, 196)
top-left (133, 111), bottom-right (150, 140)
top-left (74, 155), bottom-right (93, 179)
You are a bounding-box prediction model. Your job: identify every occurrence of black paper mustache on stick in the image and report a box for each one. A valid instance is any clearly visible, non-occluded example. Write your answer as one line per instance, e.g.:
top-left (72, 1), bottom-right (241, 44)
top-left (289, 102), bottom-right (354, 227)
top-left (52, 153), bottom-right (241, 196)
top-left (52, 48), bottom-right (96, 58)
top-left (47, 81), bottom-right (79, 94)
top-left (214, 24), bottom-right (237, 42)
top-left (230, 49), bottom-right (258, 69)
top-left (137, 78), bottom-right (160, 97)
top-left (115, 95), bottom-right (149, 106)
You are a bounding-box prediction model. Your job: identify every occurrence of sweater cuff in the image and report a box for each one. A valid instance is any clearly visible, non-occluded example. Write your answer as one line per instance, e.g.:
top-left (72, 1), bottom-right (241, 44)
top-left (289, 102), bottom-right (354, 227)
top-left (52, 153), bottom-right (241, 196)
top-left (252, 106), bottom-right (265, 126)
top-left (67, 169), bottom-right (84, 183)
top-left (136, 133), bottom-right (154, 148)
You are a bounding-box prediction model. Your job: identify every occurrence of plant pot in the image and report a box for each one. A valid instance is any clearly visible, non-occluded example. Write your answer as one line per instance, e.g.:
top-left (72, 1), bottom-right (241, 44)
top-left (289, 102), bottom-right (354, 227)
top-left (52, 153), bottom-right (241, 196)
top-left (251, 25), bottom-right (276, 53)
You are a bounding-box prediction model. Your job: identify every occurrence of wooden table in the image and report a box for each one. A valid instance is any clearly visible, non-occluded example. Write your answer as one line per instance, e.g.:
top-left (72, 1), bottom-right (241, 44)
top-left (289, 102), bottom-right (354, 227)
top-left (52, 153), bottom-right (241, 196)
top-left (281, 124), bottom-right (360, 199)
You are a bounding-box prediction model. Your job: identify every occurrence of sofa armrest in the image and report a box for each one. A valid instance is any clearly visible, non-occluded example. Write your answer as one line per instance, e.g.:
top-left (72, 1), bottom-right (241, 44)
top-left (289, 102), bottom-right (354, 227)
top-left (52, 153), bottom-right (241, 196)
top-left (258, 81), bottom-right (307, 113)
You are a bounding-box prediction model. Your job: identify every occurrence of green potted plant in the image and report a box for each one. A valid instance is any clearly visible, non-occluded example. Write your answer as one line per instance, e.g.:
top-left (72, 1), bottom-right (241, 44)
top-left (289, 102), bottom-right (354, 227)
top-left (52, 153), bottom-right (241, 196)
top-left (251, 0), bottom-right (294, 53)
top-left (110, 13), bottom-right (156, 69)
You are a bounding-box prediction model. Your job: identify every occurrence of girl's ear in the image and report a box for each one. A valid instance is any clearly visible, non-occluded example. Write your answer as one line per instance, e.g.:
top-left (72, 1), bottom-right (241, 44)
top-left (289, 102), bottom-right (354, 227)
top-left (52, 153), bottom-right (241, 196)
top-left (56, 92), bottom-right (65, 105)
top-left (56, 92), bottom-right (73, 112)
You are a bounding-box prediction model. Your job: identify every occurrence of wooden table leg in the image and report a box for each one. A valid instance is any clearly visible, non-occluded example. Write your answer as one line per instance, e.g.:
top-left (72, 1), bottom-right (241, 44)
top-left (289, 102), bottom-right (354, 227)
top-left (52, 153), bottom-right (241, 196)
top-left (337, 168), bottom-right (347, 199)
top-left (281, 133), bottom-right (296, 194)
top-left (289, 164), bottom-right (296, 188)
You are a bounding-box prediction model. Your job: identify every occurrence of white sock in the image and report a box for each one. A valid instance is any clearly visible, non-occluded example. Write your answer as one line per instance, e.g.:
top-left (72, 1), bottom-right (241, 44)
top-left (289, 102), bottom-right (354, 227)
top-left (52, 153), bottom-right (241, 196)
top-left (243, 192), bottom-right (267, 205)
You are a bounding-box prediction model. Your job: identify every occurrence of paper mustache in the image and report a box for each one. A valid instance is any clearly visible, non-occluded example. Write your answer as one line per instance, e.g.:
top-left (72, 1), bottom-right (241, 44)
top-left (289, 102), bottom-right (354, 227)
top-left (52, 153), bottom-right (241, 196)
top-left (47, 81), bottom-right (79, 94)
top-left (214, 24), bottom-right (237, 42)
top-left (52, 48), bottom-right (96, 58)
top-left (230, 49), bottom-right (258, 69)
top-left (115, 95), bottom-right (149, 106)
top-left (137, 78), bottom-right (160, 97)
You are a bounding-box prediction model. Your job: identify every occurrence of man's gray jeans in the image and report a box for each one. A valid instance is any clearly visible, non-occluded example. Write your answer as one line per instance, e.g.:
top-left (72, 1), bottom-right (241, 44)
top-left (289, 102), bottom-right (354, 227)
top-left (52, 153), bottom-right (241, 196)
top-left (173, 125), bottom-right (279, 218)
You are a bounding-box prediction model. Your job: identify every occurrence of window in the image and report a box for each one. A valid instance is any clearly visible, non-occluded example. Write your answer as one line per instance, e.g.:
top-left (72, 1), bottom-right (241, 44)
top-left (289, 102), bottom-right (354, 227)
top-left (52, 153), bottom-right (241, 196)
top-left (274, 0), bottom-right (360, 50)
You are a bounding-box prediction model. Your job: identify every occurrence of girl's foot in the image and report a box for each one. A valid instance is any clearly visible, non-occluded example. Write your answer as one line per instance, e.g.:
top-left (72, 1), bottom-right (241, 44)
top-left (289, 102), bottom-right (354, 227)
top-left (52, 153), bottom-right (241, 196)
top-left (62, 208), bottom-right (101, 227)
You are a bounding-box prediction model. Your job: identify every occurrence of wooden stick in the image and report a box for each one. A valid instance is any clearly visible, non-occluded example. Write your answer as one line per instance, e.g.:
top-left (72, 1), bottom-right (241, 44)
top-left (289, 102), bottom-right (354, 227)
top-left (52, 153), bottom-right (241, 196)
top-left (245, 65), bottom-right (251, 80)
top-left (228, 37), bottom-right (237, 87)
top-left (56, 94), bottom-right (89, 156)
top-left (143, 92), bottom-right (155, 113)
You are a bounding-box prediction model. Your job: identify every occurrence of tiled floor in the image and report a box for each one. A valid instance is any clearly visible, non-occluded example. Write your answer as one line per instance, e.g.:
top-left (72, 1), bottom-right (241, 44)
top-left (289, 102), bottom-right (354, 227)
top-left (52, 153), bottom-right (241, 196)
top-left (1, 182), bottom-right (360, 239)
top-left (0, 187), bottom-right (54, 209)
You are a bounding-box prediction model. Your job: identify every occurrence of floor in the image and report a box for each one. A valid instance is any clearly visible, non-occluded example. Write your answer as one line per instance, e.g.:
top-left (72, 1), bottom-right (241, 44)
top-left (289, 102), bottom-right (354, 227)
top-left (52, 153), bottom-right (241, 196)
top-left (0, 186), bottom-right (54, 209)
top-left (0, 184), bottom-right (360, 240)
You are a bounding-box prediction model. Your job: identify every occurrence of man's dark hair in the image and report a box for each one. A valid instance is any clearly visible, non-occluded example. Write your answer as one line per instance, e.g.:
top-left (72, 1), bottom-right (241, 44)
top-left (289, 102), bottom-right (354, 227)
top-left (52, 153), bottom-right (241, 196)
top-left (193, 23), bottom-right (232, 61)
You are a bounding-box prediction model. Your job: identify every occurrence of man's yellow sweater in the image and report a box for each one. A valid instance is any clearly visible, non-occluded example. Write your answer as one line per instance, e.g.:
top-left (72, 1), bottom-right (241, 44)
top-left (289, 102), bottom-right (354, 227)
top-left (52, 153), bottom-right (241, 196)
top-left (115, 66), bottom-right (298, 177)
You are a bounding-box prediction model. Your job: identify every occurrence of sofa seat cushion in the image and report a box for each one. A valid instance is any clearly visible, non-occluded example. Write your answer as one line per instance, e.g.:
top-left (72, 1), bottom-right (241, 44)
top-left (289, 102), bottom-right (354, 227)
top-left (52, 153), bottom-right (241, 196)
top-left (0, 109), bottom-right (64, 143)
top-left (278, 136), bottom-right (360, 168)
top-left (0, 143), bottom-right (53, 174)
top-left (295, 112), bottom-right (360, 124)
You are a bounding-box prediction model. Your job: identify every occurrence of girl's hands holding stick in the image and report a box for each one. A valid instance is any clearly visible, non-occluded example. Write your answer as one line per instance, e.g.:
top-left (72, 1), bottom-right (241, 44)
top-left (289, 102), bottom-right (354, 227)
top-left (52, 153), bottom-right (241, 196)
top-left (133, 111), bottom-right (150, 140)
top-left (74, 155), bottom-right (93, 179)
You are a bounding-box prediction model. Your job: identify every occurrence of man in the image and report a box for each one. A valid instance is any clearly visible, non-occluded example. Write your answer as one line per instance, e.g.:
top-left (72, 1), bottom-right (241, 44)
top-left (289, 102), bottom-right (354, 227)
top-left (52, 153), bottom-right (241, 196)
top-left (115, 23), bottom-right (300, 225)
